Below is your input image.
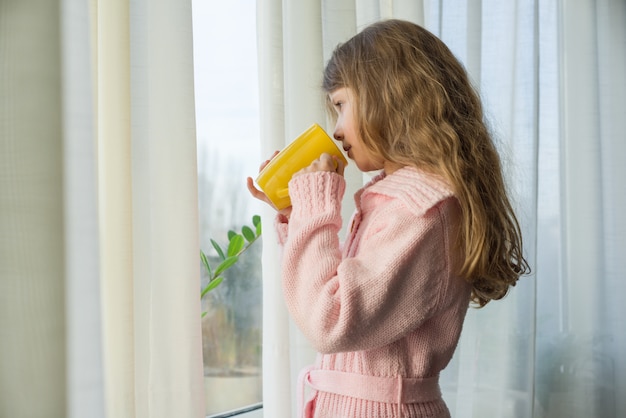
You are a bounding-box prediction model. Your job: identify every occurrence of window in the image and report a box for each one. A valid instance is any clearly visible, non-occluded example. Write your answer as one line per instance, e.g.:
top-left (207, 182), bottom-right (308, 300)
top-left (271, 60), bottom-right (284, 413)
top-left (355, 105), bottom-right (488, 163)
top-left (192, 1), bottom-right (263, 416)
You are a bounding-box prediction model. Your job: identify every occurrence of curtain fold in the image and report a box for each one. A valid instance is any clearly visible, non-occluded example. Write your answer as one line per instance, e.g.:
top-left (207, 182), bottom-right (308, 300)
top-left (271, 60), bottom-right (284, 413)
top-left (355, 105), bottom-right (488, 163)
top-left (130, 0), bottom-right (204, 416)
top-left (1, 1), bottom-right (67, 416)
top-left (256, 1), bottom-right (292, 417)
top-left (62, 0), bottom-right (106, 416)
top-left (436, 1), bottom-right (539, 417)
top-left (98, 0), bottom-right (204, 417)
top-left (534, 0), bottom-right (626, 416)
top-left (97, 1), bottom-right (135, 415)
top-left (1, 0), bottom-right (204, 417)
top-left (257, 0), bottom-right (626, 417)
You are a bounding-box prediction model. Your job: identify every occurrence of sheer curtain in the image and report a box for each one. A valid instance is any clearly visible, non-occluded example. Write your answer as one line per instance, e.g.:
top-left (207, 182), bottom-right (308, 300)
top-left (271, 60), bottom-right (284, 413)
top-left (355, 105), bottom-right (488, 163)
top-left (257, 0), bottom-right (626, 417)
top-left (0, 1), bottom-right (204, 417)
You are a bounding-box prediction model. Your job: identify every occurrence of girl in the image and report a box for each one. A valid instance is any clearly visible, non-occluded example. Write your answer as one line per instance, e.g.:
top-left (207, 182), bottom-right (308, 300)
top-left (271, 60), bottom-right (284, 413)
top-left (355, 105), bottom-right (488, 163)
top-left (248, 19), bottom-right (529, 418)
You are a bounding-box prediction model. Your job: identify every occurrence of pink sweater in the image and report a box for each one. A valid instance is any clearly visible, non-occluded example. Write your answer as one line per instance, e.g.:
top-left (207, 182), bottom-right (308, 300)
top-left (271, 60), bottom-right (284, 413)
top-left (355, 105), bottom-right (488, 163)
top-left (276, 167), bottom-right (471, 418)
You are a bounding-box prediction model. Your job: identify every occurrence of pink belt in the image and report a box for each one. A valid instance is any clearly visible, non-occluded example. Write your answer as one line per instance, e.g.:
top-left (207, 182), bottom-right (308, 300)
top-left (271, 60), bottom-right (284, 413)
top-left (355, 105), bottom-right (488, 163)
top-left (297, 365), bottom-right (442, 418)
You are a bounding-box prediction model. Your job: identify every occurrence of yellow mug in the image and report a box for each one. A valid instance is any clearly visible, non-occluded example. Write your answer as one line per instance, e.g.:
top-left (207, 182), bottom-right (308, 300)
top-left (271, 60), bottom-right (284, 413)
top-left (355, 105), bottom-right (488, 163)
top-left (255, 123), bottom-right (348, 210)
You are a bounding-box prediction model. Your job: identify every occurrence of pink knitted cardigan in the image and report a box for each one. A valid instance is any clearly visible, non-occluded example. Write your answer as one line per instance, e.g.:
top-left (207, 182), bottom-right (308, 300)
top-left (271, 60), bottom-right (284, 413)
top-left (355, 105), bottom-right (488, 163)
top-left (275, 167), bottom-right (471, 418)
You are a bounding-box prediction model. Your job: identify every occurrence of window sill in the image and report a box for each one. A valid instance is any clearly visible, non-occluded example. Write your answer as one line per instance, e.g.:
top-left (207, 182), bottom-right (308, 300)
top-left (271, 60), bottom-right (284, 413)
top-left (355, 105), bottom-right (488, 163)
top-left (207, 403), bottom-right (262, 418)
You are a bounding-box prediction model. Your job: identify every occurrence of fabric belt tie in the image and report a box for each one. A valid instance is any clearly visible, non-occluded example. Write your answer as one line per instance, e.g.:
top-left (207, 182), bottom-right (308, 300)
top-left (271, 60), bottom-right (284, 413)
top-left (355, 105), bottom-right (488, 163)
top-left (297, 365), bottom-right (442, 418)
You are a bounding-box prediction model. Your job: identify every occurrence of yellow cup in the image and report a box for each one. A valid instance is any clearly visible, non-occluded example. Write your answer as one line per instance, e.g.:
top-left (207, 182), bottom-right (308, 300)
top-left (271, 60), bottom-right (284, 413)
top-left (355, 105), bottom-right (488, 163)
top-left (255, 123), bottom-right (348, 210)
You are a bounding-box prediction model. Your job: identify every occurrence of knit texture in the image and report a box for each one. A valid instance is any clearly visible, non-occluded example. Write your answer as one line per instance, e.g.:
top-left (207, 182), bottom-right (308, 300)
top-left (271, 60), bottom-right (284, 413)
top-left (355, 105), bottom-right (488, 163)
top-left (277, 167), bottom-right (471, 418)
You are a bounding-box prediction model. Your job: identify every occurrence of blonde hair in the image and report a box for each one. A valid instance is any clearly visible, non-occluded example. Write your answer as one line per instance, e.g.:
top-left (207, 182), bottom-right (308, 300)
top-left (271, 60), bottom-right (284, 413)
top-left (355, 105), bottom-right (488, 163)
top-left (323, 19), bottom-right (530, 307)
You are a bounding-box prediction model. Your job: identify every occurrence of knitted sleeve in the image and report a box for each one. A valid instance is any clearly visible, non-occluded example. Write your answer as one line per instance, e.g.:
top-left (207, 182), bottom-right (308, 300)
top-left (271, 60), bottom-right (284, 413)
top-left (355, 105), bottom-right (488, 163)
top-left (281, 171), bottom-right (456, 354)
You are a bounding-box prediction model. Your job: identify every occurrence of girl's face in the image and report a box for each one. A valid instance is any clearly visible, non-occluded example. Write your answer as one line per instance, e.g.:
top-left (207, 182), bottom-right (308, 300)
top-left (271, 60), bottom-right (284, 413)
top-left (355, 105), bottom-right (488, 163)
top-left (329, 87), bottom-right (384, 173)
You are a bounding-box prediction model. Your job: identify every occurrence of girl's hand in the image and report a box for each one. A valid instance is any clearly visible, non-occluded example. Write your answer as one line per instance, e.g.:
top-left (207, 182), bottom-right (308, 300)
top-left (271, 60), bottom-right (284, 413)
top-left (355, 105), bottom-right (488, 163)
top-left (247, 151), bottom-right (293, 218)
top-left (246, 151), bottom-right (278, 207)
top-left (293, 153), bottom-right (346, 177)
top-left (246, 176), bottom-right (273, 207)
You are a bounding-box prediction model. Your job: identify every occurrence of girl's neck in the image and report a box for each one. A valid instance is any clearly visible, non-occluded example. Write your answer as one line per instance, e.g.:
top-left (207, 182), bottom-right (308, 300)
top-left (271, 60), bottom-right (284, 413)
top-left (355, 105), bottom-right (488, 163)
top-left (382, 161), bottom-right (404, 175)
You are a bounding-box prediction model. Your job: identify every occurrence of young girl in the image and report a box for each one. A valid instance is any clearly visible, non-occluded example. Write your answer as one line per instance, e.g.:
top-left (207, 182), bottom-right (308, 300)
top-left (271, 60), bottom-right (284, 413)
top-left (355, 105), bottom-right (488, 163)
top-left (248, 19), bottom-right (529, 418)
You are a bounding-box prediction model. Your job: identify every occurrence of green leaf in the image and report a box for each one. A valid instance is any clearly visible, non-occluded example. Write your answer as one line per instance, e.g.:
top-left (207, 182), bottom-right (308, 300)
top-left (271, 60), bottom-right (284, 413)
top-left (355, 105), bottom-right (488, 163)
top-left (214, 256), bottom-right (238, 277)
top-left (200, 250), bottom-right (212, 276)
top-left (201, 276), bottom-right (224, 298)
top-left (241, 225), bottom-right (255, 242)
top-left (210, 239), bottom-right (225, 260)
top-left (201, 311), bottom-right (208, 318)
top-left (227, 230), bottom-right (237, 240)
top-left (227, 234), bottom-right (245, 257)
top-left (253, 215), bottom-right (262, 236)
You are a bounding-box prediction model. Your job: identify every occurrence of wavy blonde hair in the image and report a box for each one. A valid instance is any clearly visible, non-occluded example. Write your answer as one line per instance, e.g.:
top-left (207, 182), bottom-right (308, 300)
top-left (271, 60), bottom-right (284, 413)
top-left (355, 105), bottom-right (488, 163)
top-left (323, 19), bottom-right (530, 307)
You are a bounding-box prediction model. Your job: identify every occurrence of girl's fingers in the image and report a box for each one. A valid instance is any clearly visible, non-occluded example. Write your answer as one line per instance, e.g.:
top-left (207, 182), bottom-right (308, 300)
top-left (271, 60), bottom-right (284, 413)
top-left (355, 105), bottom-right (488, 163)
top-left (247, 176), bottom-right (292, 214)
top-left (259, 150), bottom-right (280, 172)
top-left (334, 155), bottom-right (346, 176)
top-left (293, 153), bottom-right (346, 177)
top-left (246, 177), bottom-right (274, 208)
top-left (248, 151), bottom-right (284, 211)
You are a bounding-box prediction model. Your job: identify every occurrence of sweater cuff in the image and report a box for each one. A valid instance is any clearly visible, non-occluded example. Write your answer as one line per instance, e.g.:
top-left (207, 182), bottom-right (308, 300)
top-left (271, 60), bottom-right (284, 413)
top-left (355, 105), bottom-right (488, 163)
top-left (274, 212), bottom-right (289, 245)
top-left (288, 172), bottom-right (346, 218)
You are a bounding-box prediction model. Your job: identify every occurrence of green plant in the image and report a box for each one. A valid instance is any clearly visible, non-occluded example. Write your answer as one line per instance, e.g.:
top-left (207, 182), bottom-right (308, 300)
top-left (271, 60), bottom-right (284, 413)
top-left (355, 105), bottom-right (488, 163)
top-left (200, 215), bottom-right (262, 317)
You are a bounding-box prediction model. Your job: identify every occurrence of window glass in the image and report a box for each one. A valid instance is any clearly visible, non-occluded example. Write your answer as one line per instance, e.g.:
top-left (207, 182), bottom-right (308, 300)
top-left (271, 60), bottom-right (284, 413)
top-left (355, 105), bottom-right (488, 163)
top-left (192, 1), bottom-right (262, 415)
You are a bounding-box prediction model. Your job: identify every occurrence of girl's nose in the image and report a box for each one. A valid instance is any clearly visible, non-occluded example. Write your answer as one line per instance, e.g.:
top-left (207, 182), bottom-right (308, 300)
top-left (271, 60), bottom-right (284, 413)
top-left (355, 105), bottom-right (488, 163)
top-left (333, 125), bottom-right (343, 141)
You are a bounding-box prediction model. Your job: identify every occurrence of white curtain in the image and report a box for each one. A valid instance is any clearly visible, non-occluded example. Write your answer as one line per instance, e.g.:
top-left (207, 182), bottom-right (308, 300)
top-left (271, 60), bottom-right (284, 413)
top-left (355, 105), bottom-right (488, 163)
top-left (257, 0), bottom-right (626, 417)
top-left (0, 0), bottom-right (204, 417)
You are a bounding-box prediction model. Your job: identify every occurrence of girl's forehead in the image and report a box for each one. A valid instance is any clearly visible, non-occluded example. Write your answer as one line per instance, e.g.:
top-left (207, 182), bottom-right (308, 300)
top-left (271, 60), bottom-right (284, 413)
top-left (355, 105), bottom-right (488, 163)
top-left (329, 87), bottom-right (352, 100)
